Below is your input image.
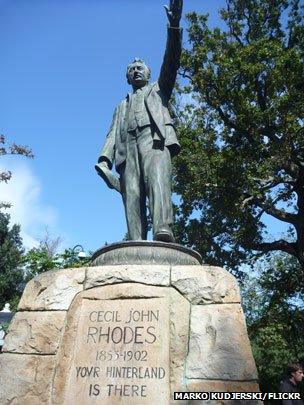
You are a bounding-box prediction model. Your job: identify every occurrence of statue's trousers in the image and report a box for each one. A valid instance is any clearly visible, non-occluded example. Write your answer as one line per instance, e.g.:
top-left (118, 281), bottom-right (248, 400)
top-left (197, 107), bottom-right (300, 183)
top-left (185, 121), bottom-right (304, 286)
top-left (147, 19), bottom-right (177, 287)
top-left (119, 125), bottom-right (173, 240)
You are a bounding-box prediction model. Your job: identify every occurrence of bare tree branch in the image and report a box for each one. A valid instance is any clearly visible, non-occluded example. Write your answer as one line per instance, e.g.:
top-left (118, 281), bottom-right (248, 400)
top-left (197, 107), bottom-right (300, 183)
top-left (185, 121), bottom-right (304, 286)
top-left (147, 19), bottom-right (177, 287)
top-left (249, 239), bottom-right (297, 256)
top-left (242, 195), bottom-right (297, 224)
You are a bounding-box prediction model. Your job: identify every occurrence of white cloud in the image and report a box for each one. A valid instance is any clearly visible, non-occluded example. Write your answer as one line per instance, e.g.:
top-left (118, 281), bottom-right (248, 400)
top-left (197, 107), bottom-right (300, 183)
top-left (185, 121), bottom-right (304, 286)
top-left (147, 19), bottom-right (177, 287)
top-left (0, 158), bottom-right (58, 249)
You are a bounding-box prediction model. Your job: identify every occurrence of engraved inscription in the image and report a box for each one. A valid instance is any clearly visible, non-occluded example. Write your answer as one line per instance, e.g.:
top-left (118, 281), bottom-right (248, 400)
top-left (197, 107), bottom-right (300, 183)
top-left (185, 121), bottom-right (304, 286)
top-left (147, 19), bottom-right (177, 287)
top-left (66, 298), bottom-right (170, 404)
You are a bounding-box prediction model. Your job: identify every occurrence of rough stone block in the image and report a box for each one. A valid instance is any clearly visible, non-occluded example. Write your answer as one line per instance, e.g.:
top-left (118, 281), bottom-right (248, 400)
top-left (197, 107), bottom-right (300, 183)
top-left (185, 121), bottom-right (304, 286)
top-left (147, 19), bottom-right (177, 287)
top-left (85, 264), bottom-right (170, 289)
top-left (169, 288), bottom-right (190, 392)
top-left (186, 304), bottom-right (258, 380)
top-left (0, 261), bottom-right (259, 404)
top-left (18, 267), bottom-right (85, 310)
top-left (0, 353), bottom-right (55, 405)
top-left (3, 311), bottom-right (66, 354)
top-left (171, 265), bottom-right (240, 304)
top-left (52, 284), bottom-right (189, 404)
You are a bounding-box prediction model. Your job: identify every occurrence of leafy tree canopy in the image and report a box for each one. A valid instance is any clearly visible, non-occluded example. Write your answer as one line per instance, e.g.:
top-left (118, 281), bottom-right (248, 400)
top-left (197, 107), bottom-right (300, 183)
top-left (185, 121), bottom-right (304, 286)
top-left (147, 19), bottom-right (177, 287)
top-left (242, 253), bottom-right (304, 398)
top-left (0, 212), bottom-right (24, 309)
top-left (173, 0), bottom-right (304, 271)
top-left (0, 132), bottom-right (33, 308)
top-left (0, 221), bottom-right (91, 309)
top-left (22, 244), bottom-right (92, 284)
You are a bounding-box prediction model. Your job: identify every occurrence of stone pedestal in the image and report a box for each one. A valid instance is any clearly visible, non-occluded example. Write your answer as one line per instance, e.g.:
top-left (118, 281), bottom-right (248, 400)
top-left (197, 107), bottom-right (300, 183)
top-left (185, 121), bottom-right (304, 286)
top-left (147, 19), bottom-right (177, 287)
top-left (0, 242), bottom-right (260, 404)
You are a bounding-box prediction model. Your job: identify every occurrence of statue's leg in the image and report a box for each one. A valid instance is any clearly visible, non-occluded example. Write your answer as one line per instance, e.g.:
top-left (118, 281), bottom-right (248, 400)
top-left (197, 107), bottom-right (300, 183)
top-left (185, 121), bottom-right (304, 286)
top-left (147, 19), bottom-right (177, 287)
top-left (137, 127), bottom-right (173, 241)
top-left (119, 132), bottom-right (147, 240)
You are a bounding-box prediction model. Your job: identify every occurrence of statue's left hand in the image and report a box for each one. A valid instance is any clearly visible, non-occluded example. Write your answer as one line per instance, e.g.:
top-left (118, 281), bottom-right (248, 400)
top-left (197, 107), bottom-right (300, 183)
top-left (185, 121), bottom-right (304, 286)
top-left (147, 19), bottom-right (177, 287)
top-left (164, 0), bottom-right (183, 28)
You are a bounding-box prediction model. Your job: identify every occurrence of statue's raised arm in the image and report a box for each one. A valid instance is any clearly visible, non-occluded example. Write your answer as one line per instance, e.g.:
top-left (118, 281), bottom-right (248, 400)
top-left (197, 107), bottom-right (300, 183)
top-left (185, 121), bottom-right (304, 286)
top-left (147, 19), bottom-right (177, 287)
top-left (158, 0), bottom-right (183, 101)
top-left (96, 1), bottom-right (183, 243)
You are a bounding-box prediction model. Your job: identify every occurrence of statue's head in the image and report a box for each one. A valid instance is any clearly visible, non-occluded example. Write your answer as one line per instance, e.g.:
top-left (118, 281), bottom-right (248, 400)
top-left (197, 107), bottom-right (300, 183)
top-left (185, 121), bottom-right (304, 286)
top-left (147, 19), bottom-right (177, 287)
top-left (126, 57), bottom-right (151, 88)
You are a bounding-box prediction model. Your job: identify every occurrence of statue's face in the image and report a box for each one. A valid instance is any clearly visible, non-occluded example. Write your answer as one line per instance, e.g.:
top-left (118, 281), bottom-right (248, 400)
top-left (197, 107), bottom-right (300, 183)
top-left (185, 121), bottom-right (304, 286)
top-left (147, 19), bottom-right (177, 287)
top-left (127, 62), bottom-right (150, 88)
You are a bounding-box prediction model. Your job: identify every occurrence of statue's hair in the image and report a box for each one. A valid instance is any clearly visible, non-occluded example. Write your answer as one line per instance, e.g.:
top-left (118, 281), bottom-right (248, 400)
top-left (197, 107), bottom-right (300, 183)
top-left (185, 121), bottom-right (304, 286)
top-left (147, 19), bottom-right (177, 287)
top-left (126, 57), bottom-right (151, 84)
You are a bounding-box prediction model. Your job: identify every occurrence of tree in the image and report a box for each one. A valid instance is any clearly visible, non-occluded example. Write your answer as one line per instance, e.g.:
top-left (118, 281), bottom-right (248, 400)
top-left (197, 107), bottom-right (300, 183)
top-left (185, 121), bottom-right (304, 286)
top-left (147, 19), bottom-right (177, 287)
top-left (0, 134), bottom-right (33, 208)
top-left (173, 0), bottom-right (304, 270)
top-left (22, 247), bottom-right (61, 284)
top-left (0, 212), bottom-right (24, 310)
top-left (242, 253), bottom-right (304, 400)
top-left (37, 227), bottom-right (62, 257)
top-left (0, 135), bottom-right (33, 307)
top-left (0, 135), bottom-right (33, 182)
top-left (22, 242), bottom-right (92, 283)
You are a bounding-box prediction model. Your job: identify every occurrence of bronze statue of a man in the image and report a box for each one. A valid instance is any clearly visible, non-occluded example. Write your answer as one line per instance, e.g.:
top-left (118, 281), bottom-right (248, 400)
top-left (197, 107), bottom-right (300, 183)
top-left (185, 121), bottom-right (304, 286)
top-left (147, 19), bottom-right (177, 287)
top-left (96, 0), bottom-right (183, 242)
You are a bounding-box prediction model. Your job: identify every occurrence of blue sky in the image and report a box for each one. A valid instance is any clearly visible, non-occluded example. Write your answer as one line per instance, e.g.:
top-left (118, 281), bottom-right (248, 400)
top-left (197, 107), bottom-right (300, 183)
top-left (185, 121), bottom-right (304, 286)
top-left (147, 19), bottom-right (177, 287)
top-left (1, 0), bottom-right (287, 254)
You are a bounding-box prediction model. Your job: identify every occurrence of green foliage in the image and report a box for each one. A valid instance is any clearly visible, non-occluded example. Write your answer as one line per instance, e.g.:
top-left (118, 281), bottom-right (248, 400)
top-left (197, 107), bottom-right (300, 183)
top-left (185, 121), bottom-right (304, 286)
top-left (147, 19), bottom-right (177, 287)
top-left (252, 324), bottom-right (294, 399)
top-left (0, 212), bottom-right (24, 310)
top-left (22, 248), bottom-right (61, 283)
top-left (173, 0), bottom-right (304, 270)
top-left (0, 134), bottom-right (33, 209)
top-left (22, 247), bottom-right (92, 282)
top-left (0, 219), bottom-right (92, 309)
top-left (242, 254), bottom-right (304, 399)
top-left (58, 248), bottom-right (92, 268)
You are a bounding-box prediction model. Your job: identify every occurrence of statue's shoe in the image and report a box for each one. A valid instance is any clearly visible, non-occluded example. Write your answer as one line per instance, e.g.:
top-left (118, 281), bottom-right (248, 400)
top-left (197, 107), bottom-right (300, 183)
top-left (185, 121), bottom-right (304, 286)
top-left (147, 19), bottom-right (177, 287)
top-left (154, 227), bottom-right (175, 243)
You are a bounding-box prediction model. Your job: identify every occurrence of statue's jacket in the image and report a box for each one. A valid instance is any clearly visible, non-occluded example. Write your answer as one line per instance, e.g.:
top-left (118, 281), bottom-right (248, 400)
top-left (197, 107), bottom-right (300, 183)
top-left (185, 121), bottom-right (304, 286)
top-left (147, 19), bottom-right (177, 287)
top-left (98, 26), bottom-right (182, 172)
